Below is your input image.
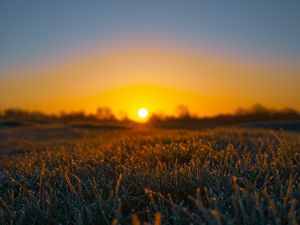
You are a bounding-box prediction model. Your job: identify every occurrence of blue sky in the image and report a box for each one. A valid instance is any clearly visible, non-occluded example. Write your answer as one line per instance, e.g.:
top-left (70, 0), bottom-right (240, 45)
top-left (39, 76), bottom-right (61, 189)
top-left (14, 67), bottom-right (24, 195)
top-left (0, 1), bottom-right (300, 114)
top-left (1, 1), bottom-right (300, 70)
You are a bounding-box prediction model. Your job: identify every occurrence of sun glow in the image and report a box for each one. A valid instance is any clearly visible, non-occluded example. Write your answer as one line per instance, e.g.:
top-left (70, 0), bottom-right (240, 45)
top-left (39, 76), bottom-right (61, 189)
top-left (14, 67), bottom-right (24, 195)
top-left (137, 107), bottom-right (149, 120)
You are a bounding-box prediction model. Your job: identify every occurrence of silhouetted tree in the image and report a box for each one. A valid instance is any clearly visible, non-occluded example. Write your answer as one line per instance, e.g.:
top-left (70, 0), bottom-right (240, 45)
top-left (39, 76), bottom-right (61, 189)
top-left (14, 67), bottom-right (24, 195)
top-left (96, 107), bottom-right (116, 120)
top-left (176, 105), bottom-right (191, 119)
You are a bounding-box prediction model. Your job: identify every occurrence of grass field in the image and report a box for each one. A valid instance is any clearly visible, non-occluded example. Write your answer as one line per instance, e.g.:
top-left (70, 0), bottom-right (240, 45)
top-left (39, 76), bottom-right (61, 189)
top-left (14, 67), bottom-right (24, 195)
top-left (0, 126), bottom-right (299, 225)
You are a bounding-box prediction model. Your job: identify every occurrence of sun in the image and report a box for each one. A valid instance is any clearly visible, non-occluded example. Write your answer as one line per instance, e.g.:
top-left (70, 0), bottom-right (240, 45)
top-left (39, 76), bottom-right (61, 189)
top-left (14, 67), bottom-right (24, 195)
top-left (137, 107), bottom-right (149, 119)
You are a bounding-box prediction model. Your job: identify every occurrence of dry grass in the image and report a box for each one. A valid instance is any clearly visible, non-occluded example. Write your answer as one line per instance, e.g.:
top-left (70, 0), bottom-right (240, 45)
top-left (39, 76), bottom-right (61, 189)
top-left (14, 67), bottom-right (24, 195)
top-left (0, 127), bottom-right (299, 224)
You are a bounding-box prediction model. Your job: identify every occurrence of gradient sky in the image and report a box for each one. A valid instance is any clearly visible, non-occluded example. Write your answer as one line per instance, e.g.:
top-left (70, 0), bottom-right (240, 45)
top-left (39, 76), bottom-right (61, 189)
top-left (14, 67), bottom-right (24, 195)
top-left (1, 1), bottom-right (300, 118)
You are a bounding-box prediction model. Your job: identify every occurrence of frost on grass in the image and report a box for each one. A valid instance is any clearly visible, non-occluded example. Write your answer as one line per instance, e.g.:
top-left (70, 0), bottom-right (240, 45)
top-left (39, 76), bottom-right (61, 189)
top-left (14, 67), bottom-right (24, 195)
top-left (0, 128), bottom-right (299, 225)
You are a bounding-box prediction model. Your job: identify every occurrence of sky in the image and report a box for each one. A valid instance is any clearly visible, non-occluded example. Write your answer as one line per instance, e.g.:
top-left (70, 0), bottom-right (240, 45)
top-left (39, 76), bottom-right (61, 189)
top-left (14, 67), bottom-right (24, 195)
top-left (0, 1), bottom-right (300, 119)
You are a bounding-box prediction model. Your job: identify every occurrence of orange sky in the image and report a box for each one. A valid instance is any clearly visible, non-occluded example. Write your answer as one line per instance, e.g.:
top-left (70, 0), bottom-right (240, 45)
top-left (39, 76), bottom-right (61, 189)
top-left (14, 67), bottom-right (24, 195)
top-left (0, 43), bottom-right (299, 120)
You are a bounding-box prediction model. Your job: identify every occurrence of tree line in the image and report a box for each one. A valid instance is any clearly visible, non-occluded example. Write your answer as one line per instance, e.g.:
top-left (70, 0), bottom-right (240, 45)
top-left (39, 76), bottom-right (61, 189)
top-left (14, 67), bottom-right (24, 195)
top-left (0, 104), bottom-right (299, 125)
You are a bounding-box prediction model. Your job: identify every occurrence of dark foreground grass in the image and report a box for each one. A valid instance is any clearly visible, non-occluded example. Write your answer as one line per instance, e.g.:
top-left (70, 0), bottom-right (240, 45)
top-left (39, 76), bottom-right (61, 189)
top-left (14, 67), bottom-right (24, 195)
top-left (0, 127), bottom-right (299, 225)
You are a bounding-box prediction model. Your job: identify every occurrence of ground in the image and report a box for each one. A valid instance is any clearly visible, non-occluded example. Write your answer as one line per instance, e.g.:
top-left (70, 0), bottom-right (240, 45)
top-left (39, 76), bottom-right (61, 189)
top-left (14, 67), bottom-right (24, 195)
top-left (0, 125), bottom-right (299, 225)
